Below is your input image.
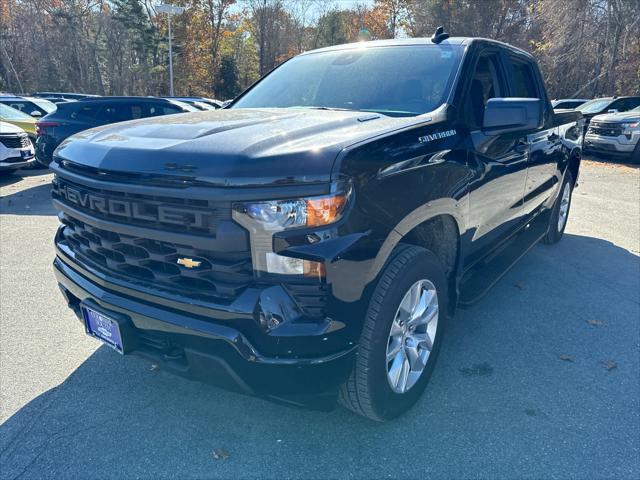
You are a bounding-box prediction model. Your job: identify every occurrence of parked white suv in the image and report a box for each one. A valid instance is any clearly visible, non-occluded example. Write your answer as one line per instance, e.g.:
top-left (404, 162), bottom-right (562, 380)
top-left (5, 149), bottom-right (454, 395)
top-left (584, 106), bottom-right (640, 164)
top-left (0, 121), bottom-right (35, 174)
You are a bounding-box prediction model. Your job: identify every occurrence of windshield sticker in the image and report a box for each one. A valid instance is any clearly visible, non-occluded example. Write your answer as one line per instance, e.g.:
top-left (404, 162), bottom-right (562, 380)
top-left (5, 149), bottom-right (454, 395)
top-left (418, 129), bottom-right (457, 144)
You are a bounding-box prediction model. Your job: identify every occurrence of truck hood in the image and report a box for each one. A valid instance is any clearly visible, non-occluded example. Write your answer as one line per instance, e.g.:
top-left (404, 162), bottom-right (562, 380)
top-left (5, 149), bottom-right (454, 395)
top-left (591, 111), bottom-right (640, 123)
top-left (54, 108), bottom-right (418, 187)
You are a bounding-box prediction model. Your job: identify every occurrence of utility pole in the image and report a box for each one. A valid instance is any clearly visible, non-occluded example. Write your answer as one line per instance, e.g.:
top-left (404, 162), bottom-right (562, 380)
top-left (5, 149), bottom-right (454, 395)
top-left (156, 4), bottom-right (185, 96)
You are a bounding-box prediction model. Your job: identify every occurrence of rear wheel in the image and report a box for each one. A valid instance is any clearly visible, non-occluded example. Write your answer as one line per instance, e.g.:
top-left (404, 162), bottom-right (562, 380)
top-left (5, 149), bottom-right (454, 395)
top-left (543, 170), bottom-right (574, 244)
top-left (338, 245), bottom-right (448, 421)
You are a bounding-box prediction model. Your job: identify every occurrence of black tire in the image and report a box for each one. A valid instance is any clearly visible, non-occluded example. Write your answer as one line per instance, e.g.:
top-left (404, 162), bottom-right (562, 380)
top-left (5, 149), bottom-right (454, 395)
top-left (631, 142), bottom-right (640, 165)
top-left (543, 170), bottom-right (574, 244)
top-left (338, 244), bottom-right (449, 421)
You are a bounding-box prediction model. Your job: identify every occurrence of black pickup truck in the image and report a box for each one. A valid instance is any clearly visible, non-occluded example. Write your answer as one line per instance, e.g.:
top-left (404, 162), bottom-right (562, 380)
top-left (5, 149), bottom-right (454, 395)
top-left (51, 32), bottom-right (582, 421)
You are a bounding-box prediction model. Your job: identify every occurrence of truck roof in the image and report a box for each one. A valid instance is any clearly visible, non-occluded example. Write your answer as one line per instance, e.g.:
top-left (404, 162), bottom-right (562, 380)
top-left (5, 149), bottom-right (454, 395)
top-left (302, 37), bottom-right (533, 59)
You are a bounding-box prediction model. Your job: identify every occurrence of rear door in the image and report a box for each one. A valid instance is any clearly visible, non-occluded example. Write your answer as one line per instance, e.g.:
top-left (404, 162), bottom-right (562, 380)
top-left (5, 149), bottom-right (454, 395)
top-left (60, 103), bottom-right (104, 137)
top-left (507, 56), bottom-right (561, 217)
top-left (464, 48), bottom-right (530, 267)
top-left (94, 102), bottom-right (143, 125)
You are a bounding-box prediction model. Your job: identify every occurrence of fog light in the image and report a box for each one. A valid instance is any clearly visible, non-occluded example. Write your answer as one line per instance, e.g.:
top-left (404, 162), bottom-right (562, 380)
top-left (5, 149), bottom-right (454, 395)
top-left (265, 253), bottom-right (325, 278)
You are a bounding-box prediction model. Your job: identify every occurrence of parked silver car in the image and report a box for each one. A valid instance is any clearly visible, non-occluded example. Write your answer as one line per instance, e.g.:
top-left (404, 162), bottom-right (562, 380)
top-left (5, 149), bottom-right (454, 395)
top-left (584, 106), bottom-right (640, 163)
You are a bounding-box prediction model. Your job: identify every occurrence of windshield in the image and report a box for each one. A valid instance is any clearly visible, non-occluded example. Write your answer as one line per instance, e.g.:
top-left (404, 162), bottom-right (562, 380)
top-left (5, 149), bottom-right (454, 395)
top-left (0, 103), bottom-right (34, 121)
top-left (576, 99), bottom-right (611, 114)
top-left (233, 45), bottom-right (463, 117)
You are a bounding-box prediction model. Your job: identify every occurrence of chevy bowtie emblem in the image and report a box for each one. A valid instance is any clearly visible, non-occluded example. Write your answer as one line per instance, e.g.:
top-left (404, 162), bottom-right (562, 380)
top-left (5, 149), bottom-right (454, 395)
top-left (177, 258), bottom-right (202, 269)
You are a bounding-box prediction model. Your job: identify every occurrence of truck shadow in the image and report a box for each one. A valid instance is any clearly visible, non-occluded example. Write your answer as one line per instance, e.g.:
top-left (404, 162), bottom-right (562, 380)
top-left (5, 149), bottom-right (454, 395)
top-left (1, 233), bottom-right (638, 479)
top-left (0, 182), bottom-right (55, 216)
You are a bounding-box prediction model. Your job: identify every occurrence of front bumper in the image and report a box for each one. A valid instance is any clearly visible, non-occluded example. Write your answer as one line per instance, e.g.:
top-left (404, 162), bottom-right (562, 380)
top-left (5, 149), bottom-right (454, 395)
top-left (0, 145), bottom-right (36, 171)
top-left (584, 133), bottom-right (639, 155)
top-left (54, 247), bottom-right (357, 407)
top-left (0, 156), bottom-right (36, 171)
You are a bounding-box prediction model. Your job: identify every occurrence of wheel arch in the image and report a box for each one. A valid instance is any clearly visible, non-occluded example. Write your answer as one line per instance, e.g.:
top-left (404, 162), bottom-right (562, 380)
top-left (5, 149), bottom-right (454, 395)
top-left (366, 205), bottom-right (463, 313)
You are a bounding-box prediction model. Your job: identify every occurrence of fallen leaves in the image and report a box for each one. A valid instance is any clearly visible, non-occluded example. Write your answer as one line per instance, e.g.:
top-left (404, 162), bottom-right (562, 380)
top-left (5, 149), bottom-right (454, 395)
top-left (601, 361), bottom-right (617, 371)
top-left (513, 282), bottom-right (526, 291)
top-left (559, 354), bottom-right (574, 362)
top-left (212, 448), bottom-right (230, 460)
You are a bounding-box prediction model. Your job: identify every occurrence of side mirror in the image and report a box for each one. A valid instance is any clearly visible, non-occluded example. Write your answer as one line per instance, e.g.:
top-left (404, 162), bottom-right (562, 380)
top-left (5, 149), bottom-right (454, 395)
top-left (483, 98), bottom-right (543, 135)
top-left (607, 109), bottom-right (618, 113)
top-left (30, 110), bottom-right (42, 118)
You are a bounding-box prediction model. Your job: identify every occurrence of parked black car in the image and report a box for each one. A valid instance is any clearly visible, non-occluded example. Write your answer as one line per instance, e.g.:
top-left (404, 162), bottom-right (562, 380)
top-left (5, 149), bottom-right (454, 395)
top-left (576, 96), bottom-right (640, 134)
top-left (35, 97), bottom-right (196, 166)
top-left (51, 34), bottom-right (582, 421)
top-left (0, 95), bottom-right (57, 118)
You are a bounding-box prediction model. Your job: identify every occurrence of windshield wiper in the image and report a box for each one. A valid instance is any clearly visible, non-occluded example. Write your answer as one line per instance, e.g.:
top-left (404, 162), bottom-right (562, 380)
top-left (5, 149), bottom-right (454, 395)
top-left (287, 105), bottom-right (359, 112)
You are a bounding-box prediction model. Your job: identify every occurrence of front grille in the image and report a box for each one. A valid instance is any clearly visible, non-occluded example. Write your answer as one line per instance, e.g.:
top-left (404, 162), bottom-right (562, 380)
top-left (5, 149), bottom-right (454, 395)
top-left (588, 122), bottom-right (623, 137)
top-left (58, 213), bottom-right (253, 300)
top-left (52, 177), bottom-right (230, 236)
top-left (0, 133), bottom-right (30, 149)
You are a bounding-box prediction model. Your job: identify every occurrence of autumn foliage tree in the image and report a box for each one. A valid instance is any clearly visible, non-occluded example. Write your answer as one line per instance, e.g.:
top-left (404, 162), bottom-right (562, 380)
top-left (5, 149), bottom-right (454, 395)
top-left (1, 0), bottom-right (638, 100)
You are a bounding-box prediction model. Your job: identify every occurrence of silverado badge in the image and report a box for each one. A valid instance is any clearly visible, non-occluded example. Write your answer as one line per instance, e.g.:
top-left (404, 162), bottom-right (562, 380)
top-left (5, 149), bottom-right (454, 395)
top-left (177, 258), bottom-right (202, 269)
top-left (418, 129), bottom-right (457, 144)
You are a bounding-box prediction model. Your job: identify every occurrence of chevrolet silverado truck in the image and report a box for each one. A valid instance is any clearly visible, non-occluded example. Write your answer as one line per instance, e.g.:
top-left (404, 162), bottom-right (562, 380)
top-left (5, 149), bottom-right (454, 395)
top-left (584, 105), bottom-right (640, 163)
top-left (51, 32), bottom-right (582, 421)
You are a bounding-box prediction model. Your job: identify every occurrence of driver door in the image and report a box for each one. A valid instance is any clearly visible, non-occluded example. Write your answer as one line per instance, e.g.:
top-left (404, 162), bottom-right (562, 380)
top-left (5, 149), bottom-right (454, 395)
top-left (464, 50), bottom-right (529, 268)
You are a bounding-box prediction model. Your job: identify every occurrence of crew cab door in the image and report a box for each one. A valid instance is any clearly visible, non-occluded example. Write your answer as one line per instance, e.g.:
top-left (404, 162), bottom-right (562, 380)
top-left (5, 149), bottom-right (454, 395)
top-left (507, 56), bottom-right (561, 217)
top-left (463, 49), bottom-right (529, 267)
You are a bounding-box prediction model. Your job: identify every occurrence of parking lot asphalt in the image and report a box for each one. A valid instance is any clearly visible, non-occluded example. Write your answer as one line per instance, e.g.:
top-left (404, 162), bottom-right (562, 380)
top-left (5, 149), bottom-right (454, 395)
top-left (0, 158), bottom-right (638, 479)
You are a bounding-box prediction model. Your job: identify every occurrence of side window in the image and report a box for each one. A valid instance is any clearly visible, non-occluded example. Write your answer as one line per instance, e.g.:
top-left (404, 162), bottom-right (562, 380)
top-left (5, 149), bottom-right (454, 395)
top-left (612, 98), bottom-right (640, 112)
top-left (95, 103), bottom-right (135, 123)
top-left (465, 53), bottom-right (505, 130)
top-left (629, 98), bottom-right (640, 110)
top-left (70, 105), bottom-right (100, 121)
top-left (510, 60), bottom-right (538, 98)
top-left (148, 104), bottom-right (182, 116)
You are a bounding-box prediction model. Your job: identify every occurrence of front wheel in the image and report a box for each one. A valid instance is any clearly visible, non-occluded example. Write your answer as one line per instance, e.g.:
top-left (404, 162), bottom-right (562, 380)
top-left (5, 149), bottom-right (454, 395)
top-left (543, 170), bottom-right (574, 244)
top-left (338, 245), bottom-right (448, 421)
top-left (631, 142), bottom-right (640, 165)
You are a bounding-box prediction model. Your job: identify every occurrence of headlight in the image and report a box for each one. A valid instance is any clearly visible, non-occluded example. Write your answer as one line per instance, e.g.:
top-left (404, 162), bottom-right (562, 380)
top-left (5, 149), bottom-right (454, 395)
top-left (243, 193), bottom-right (349, 231)
top-left (621, 121), bottom-right (639, 129)
top-left (233, 189), bottom-right (351, 277)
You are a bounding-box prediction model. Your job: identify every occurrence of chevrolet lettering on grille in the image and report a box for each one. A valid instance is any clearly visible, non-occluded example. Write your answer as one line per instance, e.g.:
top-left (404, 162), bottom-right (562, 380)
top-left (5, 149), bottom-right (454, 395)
top-left (54, 182), bottom-right (213, 229)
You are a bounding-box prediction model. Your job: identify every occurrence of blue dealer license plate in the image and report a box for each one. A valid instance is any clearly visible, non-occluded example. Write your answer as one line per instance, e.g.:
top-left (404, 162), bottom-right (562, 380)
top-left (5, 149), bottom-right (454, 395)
top-left (82, 306), bottom-right (124, 354)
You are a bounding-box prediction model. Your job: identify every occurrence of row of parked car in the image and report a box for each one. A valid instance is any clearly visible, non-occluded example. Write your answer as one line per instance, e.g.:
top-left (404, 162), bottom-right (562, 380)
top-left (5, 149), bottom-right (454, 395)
top-left (552, 96), bottom-right (640, 163)
top-left (1, 92), bottom-right (639, 176)
top-left (0, 92), bottom-right (224, 175)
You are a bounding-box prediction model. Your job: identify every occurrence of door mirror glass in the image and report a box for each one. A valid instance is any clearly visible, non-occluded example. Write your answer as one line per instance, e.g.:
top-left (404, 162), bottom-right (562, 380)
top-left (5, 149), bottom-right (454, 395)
top-left (483, 98), bottom-right (543, 135)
